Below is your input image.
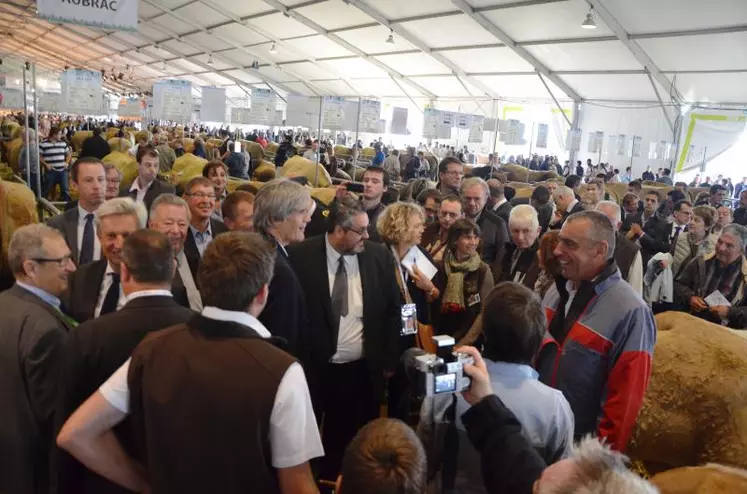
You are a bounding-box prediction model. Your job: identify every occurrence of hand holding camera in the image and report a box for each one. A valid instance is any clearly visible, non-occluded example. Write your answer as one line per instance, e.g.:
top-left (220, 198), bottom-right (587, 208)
top-left (458, 346), bottom-right (495, 406)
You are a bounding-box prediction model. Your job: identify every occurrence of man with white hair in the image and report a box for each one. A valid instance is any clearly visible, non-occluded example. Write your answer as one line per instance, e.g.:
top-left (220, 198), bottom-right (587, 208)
top-left (0, 224), bottom-right (77, 494)
top-left (551, 185), bottom-right (584, 229)
top-left (675, 223), bottom-right (747, 328)
top-left (595, 201), bottom-right (644, 295)
top-left (495, 204), bottom-right (542, 289)
top-left (541, 211), bottom-right (656, 451)
top-left (460, 177), bottom-right (509, 264)
top-left (455, 345), bottom-right (658, 494)
top-left (63, 198), bottom-right (147, 323)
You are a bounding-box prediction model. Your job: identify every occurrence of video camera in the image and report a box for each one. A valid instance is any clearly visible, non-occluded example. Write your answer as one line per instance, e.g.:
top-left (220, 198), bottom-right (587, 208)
top-left (406, 335), bottom-right (474, 397)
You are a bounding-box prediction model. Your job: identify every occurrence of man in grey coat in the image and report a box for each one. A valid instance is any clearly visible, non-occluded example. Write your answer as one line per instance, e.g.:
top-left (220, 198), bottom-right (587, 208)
top-left (0, 224), bottom-right (77, 494)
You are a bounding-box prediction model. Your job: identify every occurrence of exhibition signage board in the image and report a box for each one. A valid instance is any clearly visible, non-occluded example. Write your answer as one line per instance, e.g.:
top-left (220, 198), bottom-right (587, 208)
top-left (391, 107), bottom-right (408, 135)
top-left (61, 69), bottom-right (103, 115)
top-left (37, 0), bottom-right (138, 31)
top-left (323, 96), bottom-right (345, 130)
top-left (535, 123), bottom-right (549, 149)
top-left (153, 80), bottom-right (192, 123)
top-left (360, 99), bottom-right (381, 133)
top-left (469, 116), bottom-right (485, 143)
top-left (200, 87), bottom-right (227, 123)
top-left (565, 128), bottom-right (581, 151)
top-left (250, 88), bottom-right (276, 125)
top-left (423, 108), bottom-right (439, 139)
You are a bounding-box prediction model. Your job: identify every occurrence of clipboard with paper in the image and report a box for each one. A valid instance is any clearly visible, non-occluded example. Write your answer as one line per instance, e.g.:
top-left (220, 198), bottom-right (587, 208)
top-left (400, 246), bottom-right (438, 280)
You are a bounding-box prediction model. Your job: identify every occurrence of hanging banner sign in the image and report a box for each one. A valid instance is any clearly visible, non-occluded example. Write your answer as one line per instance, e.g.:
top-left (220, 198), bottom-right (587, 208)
top-left (469, 116), bottom-right (484, 143)
top-left (500, 119), bottom-right (522, 145)
top-left (631, 135), bottom-right (642, 157)
top-left (359, 99), bottom-right (381, 133)
top-left (153, 79), bottom-right (192, 123)
top-left (200, 87), bottom-right (226, 123)
top-left (441, 111), bottom-right (455, 127)
top-left (616, 134), bottom-right (627, 156)
top-left (535, 123), bottom-right (549, 149)
top-left (391, 107), bottom-right (408, 135)
top-left (250, 87), bottom-right (276, 125)
top-left (565, 129), bottom-right (581, 151)
top-left (587, 131), bottom-right (604, 153)
top-left (323, 96), bottom-right (345, 130)
top-left (39, 92), bottom-right (62, 112)
top-left (117, 98), bottom-right (141, 117)
top-left (37, 0), bottom-right (138, 31)
top-left (456, 113), bottom-right (471, 130)
top-left (285, 95), bottom-right (320, 129)
top-left (606, 134), bottom-right (617, 156)
top-left (61, 69), bottom-right (103, 115)
top-left (0, 88), bottom-right (23, 109)
top-left (230, 107), bottom-right (252, 125)
top-left (423, 108), bottom-right (439, 139)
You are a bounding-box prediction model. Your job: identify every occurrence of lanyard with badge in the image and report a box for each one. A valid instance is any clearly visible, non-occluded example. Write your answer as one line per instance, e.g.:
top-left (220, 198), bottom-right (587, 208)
top-left (391, 245), bottom-right (419, 336)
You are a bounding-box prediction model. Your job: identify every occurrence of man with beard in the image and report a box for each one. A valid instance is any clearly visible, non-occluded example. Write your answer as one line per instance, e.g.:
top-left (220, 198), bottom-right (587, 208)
top-left (288, 195), bottom-right (401, 481)
top-left (539, 211), bottom-right (656, 452)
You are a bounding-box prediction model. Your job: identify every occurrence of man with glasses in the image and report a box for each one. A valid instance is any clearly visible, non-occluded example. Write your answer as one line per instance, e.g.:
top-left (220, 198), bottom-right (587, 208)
top-left (437, 157), bottom-right (464, 196)
top-left (0, 224), bottom-right (77, 494)
top-left (182, 177), bottom-right (228, 283)
top-left (288, 195), bottom-right (401, 481)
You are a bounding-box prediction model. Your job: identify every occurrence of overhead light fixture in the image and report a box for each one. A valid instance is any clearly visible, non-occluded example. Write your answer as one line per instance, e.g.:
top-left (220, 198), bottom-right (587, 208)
top-left (581, 8), bottom-right (597, 29)
top-left (386, 29), bottom-right (395, 44)
top-left (269, 42), bottom-right (277, 54)
top-left (207, 53), bottom-right (213, 65)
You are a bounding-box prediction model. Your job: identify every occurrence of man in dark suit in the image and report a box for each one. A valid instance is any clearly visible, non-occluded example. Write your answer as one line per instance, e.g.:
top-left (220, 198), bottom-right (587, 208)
top-left (487, 178), bottom-right (512, 224)
top-left (57, 230), bottom-right (193, 494)
top-left (288, 195), bottom-right (401, 481)
top-left (550, 185), bottom-right (584, 229)
top-left (182, 177), bottom-right (228, 283)
top-left (461, 177), bottom-right (509, 264)
top-left (79, 127), bottom-right (111, 160)
top-left (48, 157), bottom-right (107, 265)
top-left (0, 224), bottom-right (77, 494)
top-left (150, 193), bottom-right (201, 311)
top-left (123, 145), bottom-right (175, 214)
top-left (64, 198), bottom-right (147, 323)
top-left (254, 178), bottom-right (313, 359)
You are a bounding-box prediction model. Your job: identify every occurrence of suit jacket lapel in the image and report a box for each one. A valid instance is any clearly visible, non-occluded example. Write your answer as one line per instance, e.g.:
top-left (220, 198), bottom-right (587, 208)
top-left (184, 229), bottom-right (200, 280)
top-left (313, 237), bottom-right (336, 337)
top-left (83, 260), bottom-right (107, 319)
top-left (10, 284), bottom-right (76, 331)
top-left (65, 208), bottom-right (80, 263)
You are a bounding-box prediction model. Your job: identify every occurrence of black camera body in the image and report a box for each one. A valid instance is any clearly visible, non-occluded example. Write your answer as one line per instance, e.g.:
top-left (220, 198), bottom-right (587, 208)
top-left (411, 335), bottom-right (473, 397)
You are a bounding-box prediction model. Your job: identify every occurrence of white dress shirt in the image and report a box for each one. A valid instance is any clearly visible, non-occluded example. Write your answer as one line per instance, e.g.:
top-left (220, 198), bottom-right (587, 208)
top-left (176, 251), bottom-right (202, 311)
top-left (492, 198), bottom-right (507, 212)
top-left (671, 222), bottom-right (687, 241)
top-left (93, 262), bottom-right (126, 318)
top-left (325, 235), bottom-right (364, 363)
top-left (98, 306), bottom-right (324, 469)
top-left (129, 177), bottom-right (154, 204)
top-left (77, 204), bottom-right (101, 262)
top-left (627, 251), bottom-right (644, 296)
top-left (124, 289), bottom-right (172, 305)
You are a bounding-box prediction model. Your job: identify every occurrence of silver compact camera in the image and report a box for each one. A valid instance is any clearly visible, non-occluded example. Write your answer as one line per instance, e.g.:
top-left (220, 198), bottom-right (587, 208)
top-left (410, 335), bottom-right (474, 397)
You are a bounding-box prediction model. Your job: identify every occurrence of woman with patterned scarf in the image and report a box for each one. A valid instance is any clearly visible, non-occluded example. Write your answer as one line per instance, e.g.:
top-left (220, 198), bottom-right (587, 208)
top-left (432, 219), bottom-right (494, 344)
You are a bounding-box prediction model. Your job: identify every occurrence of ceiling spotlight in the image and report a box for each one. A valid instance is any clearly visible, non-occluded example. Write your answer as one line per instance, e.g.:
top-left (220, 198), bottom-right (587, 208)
top-left (251, 60), bottom-right (259, 69)
top-left (386, 29), bottom-right (394, 44)
top-left (269, 42), bottom-right (277, 54)
top-left (581, 8), bottom-right (597, 29)
top-left (207, 53), bottom-right (213, 65)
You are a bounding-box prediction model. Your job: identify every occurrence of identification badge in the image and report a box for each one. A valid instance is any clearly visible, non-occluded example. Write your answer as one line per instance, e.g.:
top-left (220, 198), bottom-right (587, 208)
top-left (467, 293), bottom-right (481, 307)
top-left (400, 303), bottom-right (418, 336)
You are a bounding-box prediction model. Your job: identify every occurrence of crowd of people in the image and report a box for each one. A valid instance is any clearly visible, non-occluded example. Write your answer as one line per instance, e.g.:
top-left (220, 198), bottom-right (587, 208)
top-left (3, 120), bottom-right (747, 494)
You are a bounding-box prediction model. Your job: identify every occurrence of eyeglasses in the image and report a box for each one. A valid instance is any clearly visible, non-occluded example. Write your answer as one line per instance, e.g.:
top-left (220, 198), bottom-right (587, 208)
top-left (187, 192), bottom-right (217, 200)
top-left (32, 254), bottom-right (73, 266)
top-left (345, 226), bottom-right (369, 237)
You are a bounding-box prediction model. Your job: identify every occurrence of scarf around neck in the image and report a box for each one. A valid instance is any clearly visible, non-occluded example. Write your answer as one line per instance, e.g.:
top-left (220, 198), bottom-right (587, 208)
top-left (442, 249), bottom-right (482, 313)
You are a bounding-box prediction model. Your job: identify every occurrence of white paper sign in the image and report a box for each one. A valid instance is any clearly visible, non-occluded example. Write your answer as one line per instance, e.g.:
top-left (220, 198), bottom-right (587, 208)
top-left (0, 88), bottom-right (24, 109)
top-left (153, 79), bottom-right (192, 123)
top-left (39, 92), bottom-right (62, 112)
top-left (37, 0), bottom-right (138, 31)
top-left (401, 245), bottom-right (438, 280)
top-left (565, 128), bottom-right (581, 151)
top-left (441, 112), bottom-right (455, 127)
top-left (456, 113), bottom-right (471, 130)
top-left (117, 98), bottom-right (141, 117)
top-left (391, 107), bottom-right (408, 135)
top-left (250, 87), bottom-right (276, 125)
top-left (501, 119), bottom-right (522, 145)
top-left (200, 87), bottom-right (226, 123)
top-left (616, 135), bottom-right (627, 156)
top-left (285, 95), bottom-right (321, 128)
top-left (631, 136), bottom-right (642, 157)
top-left (359, 99), bottom-right (381, 133)
top-left (230, 107), bottom-right (252, 125)
top-left (536, 123), bottom-right (549, 149)
top-left (588, 131), bottom-right (604, 153)
top-left (423, 108), bottom-right (439, 139)
top-left (61, 69), bottom-right (103, 115)
top-left (323, 96), bottom-right (345, 130)
top-left (705, 291), bottom-right (731, 307)
top-left (469, 116), bottom-right (484, 143)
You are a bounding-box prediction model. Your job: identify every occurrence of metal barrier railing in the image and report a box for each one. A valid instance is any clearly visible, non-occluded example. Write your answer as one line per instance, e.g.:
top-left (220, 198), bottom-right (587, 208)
top-left (38, 197), bottom-right (61, 219)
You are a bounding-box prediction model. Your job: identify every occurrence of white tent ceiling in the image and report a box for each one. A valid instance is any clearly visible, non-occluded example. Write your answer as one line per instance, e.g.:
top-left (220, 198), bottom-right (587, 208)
top-left (0, 0), bottom-right (746, 106)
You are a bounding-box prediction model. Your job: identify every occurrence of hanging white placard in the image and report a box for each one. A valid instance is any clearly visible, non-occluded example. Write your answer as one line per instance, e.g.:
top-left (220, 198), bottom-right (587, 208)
top-left (117, 98), bottom-right (141, 117)
top-left (250, 87), bottom-right (276, 125)
top-left (565, 129), bottom-right (581, 151)
top-left (423, 108), bottom-right (439, 139)
top-left (616, 135), bottom-right (627, 156)
top-left (61, 69), bottom-right (103, 115)
top-left (153, 79), bottom-right (192, 123)
top-left (469, 116), bottom-right (484, 143)
top-left (359, 99), bottom-right (381, 133)
top-left (39, 92), bottom-right (62, 112)
top-left (631, 136), bottom-right (642, 157)
top-left (391, 107), bottom-right (408, 135)
top-left (501, 119), bottom-right (522, 145)
top-left (37, 0), bottom-right (138, 31)
top-left (456, 113), bottom-right (471, 129)
top-left (200, 87), bottom-right (226, 123)
top-left (0, 88), bottom-right (23, 109)
top-left (323, 96), bottom-right (345, 130)
top-left (536, 123), bottom-right (549, 149)
top-left (230, 107), bottom-right (251, 124)
top-left (587, 131), bottom-right (604, 153)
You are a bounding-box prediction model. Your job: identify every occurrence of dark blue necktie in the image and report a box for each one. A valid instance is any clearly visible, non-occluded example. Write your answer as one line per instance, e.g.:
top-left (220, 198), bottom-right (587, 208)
top-left (100, 273), bottom-right (121, 316)
top-left (79, 213), bottom-right (94, 265)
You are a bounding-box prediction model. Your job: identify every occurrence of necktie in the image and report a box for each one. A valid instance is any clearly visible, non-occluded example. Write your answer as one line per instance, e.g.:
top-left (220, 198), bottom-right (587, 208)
top-left (79, 213), bottom-right (95, 265)
top-left (56, 307), bottom-right (79, 329)
top-left (100, 273), bottom-right (121, 316)
top-left (331, 257), bottom-right (348, 326)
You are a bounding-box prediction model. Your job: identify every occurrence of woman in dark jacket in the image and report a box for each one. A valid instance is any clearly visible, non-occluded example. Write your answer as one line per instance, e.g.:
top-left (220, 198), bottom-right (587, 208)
top-left (432, 218), bottom-right (494, 345)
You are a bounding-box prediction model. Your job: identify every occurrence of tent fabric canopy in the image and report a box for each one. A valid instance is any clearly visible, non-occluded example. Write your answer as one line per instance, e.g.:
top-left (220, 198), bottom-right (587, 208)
top-left (0, 0), bottom-right (745, 105)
